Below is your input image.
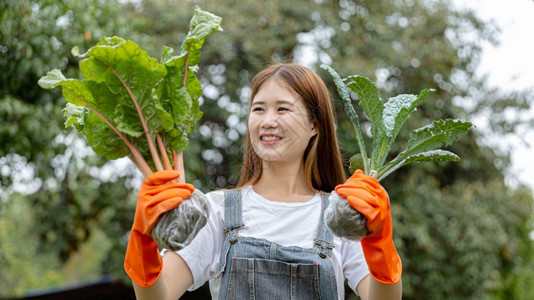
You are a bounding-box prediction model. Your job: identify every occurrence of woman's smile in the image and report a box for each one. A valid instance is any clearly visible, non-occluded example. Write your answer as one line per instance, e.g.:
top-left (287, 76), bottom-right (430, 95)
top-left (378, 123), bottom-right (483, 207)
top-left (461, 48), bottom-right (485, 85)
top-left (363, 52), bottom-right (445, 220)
top-left (248, 79), bottom-right (317, 163)
top-left (259, 133), bottom-right (283, 145)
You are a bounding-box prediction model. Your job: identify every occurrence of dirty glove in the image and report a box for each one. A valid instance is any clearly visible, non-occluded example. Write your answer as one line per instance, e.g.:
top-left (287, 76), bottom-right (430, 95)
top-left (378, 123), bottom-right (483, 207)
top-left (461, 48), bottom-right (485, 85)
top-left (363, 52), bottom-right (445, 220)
top-left (124, 170), bottom-right (194, 287)
top-left (335, 169), bottom-right (402, 284)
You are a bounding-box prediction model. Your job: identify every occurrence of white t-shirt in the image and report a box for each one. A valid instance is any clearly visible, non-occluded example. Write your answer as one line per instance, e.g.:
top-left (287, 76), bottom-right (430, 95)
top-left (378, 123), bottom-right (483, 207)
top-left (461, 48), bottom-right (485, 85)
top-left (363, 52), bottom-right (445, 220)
top-left (174, 186), bottom-right (369, 299)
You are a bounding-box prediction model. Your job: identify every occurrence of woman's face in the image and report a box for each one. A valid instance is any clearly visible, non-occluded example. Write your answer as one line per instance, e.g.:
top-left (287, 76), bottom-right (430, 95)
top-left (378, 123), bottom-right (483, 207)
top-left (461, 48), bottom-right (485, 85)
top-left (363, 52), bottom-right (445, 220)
top-left (248, 79), bottom-right (317, 164)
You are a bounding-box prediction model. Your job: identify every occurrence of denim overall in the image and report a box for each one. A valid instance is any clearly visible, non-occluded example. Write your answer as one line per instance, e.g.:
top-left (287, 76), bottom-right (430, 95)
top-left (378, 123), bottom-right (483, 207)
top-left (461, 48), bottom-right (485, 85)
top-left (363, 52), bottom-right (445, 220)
top-left (216, 190), bottom-right (338, 300)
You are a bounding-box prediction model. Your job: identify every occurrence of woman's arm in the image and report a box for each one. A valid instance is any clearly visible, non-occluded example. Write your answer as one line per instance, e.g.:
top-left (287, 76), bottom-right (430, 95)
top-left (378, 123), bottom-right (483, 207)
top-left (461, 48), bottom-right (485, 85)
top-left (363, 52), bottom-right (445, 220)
top-left (124, 170), bottom-right (195, 297)
top-left (336, 170), bottom-right (403, 298)
top-left (357, 275), bottom-right (402, 300)
top-left (133, 252), bottom-right (193, 300)
top-left (368, 276), bottom-right (402, 300)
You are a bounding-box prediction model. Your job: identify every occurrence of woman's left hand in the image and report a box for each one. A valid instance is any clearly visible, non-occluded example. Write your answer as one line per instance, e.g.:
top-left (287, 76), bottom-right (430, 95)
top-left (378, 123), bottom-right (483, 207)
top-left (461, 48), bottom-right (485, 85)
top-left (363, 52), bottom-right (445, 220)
top-left (335, 170), bottom-right (402, 285)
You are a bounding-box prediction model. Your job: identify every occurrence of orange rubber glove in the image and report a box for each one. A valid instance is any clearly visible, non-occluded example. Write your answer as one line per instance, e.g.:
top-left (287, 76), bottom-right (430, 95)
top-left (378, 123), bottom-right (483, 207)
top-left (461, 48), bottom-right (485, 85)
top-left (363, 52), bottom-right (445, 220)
top-left (335, 169), bottom-right (402, 284)
top-left (124, 170), bottom-right (194, 287)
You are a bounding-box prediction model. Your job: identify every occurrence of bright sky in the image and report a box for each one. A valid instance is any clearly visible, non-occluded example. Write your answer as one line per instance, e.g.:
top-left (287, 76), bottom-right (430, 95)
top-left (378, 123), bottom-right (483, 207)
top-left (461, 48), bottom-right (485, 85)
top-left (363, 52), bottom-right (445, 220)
top-left (454, 0), bottom-right (534, 190)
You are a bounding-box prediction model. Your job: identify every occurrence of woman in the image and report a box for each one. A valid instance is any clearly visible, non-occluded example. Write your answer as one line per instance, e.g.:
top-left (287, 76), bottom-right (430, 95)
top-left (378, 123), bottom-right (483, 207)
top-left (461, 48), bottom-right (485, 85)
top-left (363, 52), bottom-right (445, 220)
top-left (124, 63), bottom-right (402, 299)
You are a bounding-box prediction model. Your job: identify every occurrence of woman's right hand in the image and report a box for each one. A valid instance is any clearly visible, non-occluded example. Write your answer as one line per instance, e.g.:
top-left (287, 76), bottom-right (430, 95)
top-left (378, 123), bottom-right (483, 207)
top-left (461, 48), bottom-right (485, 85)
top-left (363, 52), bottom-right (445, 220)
top-left (335, 169), bottom-right (402, 285)
top-left (125, 170), bottom-right (194, 287)
top-left (134, 170), bottom-right (195, 235)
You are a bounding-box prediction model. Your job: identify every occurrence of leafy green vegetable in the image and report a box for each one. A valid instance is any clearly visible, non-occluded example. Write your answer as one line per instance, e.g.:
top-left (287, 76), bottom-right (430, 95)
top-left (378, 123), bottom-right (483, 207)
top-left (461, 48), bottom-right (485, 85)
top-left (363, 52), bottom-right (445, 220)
top-left (38, 7), bottom-right (222, 177)
top-left (321, 64), bottom-right (472, 181)
top-left (322, 65), bottom-right (370, 174)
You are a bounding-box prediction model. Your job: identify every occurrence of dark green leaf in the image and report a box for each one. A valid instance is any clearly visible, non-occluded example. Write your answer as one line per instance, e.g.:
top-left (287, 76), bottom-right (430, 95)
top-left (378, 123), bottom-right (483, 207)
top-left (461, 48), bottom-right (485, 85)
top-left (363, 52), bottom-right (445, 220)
top-left (379, 149), bottom-right (460, 180)
top-left (320, 65), bottom-right (360, 132)
top-left (349, 153), bottom-right (366, 174)
top-left (346, 75), bottom-right (383, 131)
top-left (383, 90), bottom-right (434, 139)
top-left (406, 119), bottom-right (473, 153)
top-left (321, 64), bottom-right (369, 173)
top-left (373, 89), bottom-right (434, 167)
top-left (345, 75), bottom-right (384, 171)
top-left (381, 119), bottom-right (473, 177)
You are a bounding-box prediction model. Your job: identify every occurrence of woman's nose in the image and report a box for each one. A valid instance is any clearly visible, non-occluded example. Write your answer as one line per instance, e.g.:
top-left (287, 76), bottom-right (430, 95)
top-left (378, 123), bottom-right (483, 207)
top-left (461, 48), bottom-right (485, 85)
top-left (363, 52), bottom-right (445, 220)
top-left (260, 111), bottom-right (279, 129)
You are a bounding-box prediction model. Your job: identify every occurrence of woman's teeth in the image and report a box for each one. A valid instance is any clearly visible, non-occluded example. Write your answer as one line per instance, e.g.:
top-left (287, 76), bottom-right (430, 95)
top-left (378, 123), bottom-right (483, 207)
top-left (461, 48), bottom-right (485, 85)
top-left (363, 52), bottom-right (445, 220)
top-left (261, 136), bottom-right (281, 141)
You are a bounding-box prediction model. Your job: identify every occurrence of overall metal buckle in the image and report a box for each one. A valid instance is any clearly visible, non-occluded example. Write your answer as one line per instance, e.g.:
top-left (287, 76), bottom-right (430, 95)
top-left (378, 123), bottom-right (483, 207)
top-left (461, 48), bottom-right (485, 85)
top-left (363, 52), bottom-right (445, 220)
top-left (314, 238), bottom-right (334, 258)
top-left (224, 223), bottom-right (245, 244)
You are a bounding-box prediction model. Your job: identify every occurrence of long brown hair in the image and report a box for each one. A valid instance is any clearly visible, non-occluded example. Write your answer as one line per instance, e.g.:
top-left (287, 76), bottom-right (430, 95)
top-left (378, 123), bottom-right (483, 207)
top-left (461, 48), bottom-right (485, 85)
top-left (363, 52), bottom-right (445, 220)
top-left (237, 63), bottom-right (346, 192)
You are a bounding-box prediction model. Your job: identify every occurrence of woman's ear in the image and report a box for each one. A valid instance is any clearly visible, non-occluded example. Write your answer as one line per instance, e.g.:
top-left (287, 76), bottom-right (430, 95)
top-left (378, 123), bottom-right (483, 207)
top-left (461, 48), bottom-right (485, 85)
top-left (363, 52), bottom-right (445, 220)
top-left (311, 120), bottom-right (319, 137)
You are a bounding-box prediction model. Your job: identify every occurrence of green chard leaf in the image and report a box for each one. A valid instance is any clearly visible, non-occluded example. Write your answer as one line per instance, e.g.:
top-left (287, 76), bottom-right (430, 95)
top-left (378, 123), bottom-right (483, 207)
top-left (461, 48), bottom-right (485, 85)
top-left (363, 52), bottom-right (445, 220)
top-left (38, 8), bottom-right (223, 175)
top-left (75, 38), bottom-right (168, 137)
top-left (75, 38), bottom-right (166, 101)
top-left (181, 6), bottom-right (223, 67)
top-left (158, 7), bottom-right (222, 153)
top-left (83, 110), bottom-right (130, 160)
top-left (63, 103), bottom-right (88, 131)
top-left (38, 70), bottom-right (130, 159)
top-left (37, 69), bottom-right (67, 89)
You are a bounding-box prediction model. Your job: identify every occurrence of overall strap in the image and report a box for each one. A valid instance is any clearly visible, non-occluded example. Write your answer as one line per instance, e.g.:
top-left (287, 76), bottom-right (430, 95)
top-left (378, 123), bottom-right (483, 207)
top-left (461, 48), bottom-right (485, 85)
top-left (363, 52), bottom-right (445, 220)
top-left (223, 189), bottom-right (244, 233)
top-left (216, 190), bottom-right (244, 278)
top-left (314, 193), bottom-right (335, 258)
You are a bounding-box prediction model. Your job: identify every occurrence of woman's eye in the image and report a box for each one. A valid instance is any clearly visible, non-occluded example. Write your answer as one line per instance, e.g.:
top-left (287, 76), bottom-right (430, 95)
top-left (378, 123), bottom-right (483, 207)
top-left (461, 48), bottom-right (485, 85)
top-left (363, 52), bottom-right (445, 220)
top-left (278, 107), bottom-right (289, 111)
top-left (252, 107), bottom-right (263, 112)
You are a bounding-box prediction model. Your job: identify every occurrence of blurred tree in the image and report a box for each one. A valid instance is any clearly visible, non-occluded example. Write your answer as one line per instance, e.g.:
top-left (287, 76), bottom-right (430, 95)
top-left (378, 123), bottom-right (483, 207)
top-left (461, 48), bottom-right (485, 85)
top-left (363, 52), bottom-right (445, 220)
top-left (0, 0), bottom-right (138, 297)
top-left (1, 0), bottom-right (532, 299)
top-left (0, 192), bottom-right (65, 295)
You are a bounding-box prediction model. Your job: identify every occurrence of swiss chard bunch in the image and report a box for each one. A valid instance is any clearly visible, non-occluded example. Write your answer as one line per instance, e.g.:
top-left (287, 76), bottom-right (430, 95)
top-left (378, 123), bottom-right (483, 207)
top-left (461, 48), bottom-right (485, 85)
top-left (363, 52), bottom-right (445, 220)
top-left (38, 7), bottom-right (222, 178)
top-left (321, 64), bottom-right (472, 181)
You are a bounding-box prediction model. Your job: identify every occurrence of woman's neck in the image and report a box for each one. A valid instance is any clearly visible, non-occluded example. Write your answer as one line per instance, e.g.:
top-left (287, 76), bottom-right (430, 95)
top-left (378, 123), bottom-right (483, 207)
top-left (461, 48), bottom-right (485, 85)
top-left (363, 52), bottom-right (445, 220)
top-left (252, 161), bottom-right (316, 202)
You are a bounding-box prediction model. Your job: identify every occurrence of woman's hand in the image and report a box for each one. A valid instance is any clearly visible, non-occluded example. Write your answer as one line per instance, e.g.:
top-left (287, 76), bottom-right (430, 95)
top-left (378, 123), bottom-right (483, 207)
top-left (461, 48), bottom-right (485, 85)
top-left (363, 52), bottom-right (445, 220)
top-left (134, 170), bottom-right (194, 235)
top-left (125, 170), bottom-right (194, 287)
top-left (335, 170), bottom-right (402, 285)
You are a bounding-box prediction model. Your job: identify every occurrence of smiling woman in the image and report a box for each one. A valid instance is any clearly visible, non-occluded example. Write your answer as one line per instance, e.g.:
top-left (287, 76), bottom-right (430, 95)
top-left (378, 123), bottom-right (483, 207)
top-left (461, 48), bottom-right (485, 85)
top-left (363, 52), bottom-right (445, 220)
top-left (129, 63), bottom-right (402, 300)
top-left (239, 63), bottom-right (345, 193)
top-left (248, 80), bottom-right (318, 168)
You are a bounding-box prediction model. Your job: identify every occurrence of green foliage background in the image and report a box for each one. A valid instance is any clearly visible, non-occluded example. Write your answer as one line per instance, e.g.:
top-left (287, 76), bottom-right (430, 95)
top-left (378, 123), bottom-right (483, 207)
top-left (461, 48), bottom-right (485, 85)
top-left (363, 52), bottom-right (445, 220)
top-left (1, 0), bottom-right (533, 298)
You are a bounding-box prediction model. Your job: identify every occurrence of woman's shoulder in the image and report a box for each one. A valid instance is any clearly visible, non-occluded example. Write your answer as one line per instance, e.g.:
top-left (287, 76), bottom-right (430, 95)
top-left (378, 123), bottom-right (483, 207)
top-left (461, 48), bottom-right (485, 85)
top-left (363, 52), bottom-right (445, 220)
top-left (205, 189), bottom-right (225, 206)
top-left (333, 236), bottom-right (365, 256)
top-left (204, 186), bottom-right (252, 207)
